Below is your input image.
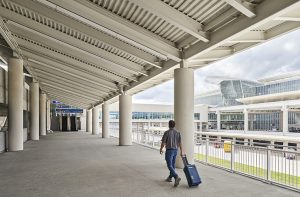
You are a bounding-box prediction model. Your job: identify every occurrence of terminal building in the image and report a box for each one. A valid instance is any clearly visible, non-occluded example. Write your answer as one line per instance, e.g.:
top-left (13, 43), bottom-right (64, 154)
top-left (196, 71), bottom-right (300, 135)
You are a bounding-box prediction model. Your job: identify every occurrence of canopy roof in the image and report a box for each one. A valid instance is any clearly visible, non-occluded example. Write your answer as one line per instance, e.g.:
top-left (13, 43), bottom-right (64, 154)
top-left (0, 0), bottom-right (300, 109)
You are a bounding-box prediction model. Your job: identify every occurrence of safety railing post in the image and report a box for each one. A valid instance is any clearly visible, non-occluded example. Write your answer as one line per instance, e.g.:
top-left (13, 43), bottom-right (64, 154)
top-left (205, 138), bottom-right (209, 163)
top-left (230, 141), bottom-right (235, 171)
top-left (267, 146), bottom-right (271, 182)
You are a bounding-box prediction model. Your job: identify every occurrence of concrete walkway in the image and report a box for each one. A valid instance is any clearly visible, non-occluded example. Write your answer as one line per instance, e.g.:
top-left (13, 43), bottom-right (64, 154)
top-left (0, 132), bottom-right (298, 197)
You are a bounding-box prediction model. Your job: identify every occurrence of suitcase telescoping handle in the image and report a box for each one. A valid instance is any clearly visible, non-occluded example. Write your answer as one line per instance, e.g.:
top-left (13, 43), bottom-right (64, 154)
top-left (181, 154), bottom-right (189, 166)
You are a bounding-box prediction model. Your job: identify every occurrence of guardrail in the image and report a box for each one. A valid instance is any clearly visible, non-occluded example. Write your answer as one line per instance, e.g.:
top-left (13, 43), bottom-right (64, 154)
top-left (128, 129), bottom-right (300, 192)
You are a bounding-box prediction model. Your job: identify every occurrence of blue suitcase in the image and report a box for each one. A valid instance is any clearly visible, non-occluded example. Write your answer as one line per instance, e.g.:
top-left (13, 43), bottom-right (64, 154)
top-left (182, 155), bottom-right (202, 187)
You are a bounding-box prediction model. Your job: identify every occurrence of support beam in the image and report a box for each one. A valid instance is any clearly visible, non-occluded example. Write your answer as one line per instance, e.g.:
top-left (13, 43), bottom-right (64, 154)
top-left (8, 58), bottom-right (23, 151)
top-left (184, 0), bottom-right (300, 59)
top-left (23, 50), bottom-right (127, 87)
top-left (39, 93), bottom-right (47, 136)
top-left (27, 59), bottom-right (116, 92)
top-left (223, 0), bottom-right (256, 18)
top-left (45, 0), bottom-right (180, 61)
top-left (92, 107), bottom-right (100, 135)
top-left (41, 86), bottom-right (97, 104)
top-left (33, 72), bottom-right (109, 96)
top-left (6, 21), bottom-right (147, 76)
top-left (129, 0), bottom-right (209, 42)
top-left (30, 80), bottom-right (39, 140)
top-left (174, 63), bottom-right (194, 168)
top-left (102, 102), bottom-right (110, 138)
top-left (13, 35), bottom-right (137, 81)
top-left (119, 94), bottom-right (132, 146)
top-left (227, 31), bottom-right (265, 43)
top-left (275, 9), bottom-right (300, 21)
top-left (38, 80), bottom-right (105, 100)
top-left (41, 83), bottom-right (100, 101)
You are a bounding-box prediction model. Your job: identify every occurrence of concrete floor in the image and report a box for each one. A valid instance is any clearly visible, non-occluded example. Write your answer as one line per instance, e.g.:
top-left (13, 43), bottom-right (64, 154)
top-left (0, 132), bottom-right (299, 197)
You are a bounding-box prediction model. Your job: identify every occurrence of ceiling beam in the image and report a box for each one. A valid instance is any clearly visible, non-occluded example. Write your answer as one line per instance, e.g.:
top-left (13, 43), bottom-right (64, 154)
top-left (38, 79), bottom-right (105, 100)
top-left (32, 69), bottom-right (112, 95)
top-left (223, 0), bottom-right (256, 18)
top-left (9, 38), bottom-right (135, 82)
top-left (0, 16), bottom-right (22, 56)
top-left (27, 60), bottom-right (115, 93)
top-left (8, 0), bottom-right (162, 68)
top-left (227, 31), bottom-right (266, 43)
top-left (23, 51), bottom-right (118, 90)
top-left (275, 9), bottom-right (300, 21)
top-left (40, 0), bottom-right (181, 62)
top-left (184, 0), bottom-right (300, 59)
top-left (33, 71), bottom-right (109, 96)
top-left (5, 19), bottom-right (147, 76)
top-left (23, 51), bottom-right (126, 87)
top-left (193, 47), bottom-right (233, 60)
top-left (128, 0), bottom-right (209, 42)
top-left (265, 21), bottom-right (300, 39)
top-left (41, 84), bottom-right (99, 102)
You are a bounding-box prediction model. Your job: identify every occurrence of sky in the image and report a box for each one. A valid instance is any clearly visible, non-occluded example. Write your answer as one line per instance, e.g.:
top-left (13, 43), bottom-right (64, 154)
top-left (133, 28), bottom-right (300, 105)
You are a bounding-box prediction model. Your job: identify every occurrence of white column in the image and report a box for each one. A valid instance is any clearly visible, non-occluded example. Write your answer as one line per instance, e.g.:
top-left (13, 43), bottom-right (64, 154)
top-left (102, 102), bottom-right (110, 138)
top-left (282, 105), bottom-right (288, 134)
top-left (244, 109), bottom-right (248, 132)
top-left (8, 58), bottom-right (23, 151)
top-left (30, 81), bottom-right (39, 140)
top-left (174, 63), bottom-right (194, 168)
top-left (86, 109), bottom-right (92, 132)
top-left (92, 106), bottom-right (100, 135)
top-left (39, 93), bottom-right (47, 136)
top-left (46, 99), bottom-right (51, 132)
top-left (216, 110), bottom-right (221, 131)
top-left (119, 94), bottom-right (132, 146)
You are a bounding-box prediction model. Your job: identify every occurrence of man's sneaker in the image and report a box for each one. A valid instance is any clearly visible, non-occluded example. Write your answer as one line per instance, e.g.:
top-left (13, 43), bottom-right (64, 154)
top-left (165, 177), bottom-right (172, 182)
top-left (174, 177), bottom-right (181, 187)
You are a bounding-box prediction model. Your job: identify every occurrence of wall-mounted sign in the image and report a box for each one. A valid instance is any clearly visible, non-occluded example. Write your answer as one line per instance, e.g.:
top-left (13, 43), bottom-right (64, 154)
top-left (55, 109), bottom-right (83, 113)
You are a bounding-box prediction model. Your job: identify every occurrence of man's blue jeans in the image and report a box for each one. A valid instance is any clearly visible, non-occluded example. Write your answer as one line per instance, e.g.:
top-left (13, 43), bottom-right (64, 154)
top-left (165, 149), bottom-right (178, 178)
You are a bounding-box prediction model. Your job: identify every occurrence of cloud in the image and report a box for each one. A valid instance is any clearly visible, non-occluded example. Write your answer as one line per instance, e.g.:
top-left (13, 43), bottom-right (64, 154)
top-left (133, 28), bottom-right (300, 104)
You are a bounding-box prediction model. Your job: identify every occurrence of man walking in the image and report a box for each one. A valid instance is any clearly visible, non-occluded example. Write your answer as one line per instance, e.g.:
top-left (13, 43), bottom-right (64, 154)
top-left (160, 120), bottom-right (183, 187)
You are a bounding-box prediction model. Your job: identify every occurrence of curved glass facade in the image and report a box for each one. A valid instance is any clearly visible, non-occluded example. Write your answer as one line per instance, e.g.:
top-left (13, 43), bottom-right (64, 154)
top-left (196, 77), bottom-right (300, 133)
top-left (220, 80), bottom-right (261, 106)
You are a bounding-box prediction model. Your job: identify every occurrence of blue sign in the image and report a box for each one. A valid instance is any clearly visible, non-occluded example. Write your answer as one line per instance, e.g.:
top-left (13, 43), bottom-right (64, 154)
top-left (52, 100), bottom-right (63, 104)
top-left (56, 109), bottom-right (83, 113)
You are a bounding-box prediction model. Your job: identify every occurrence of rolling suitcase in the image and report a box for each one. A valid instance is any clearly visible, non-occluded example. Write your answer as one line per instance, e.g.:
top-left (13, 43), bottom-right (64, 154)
top-left (182, 155), bottom-right (202, 187)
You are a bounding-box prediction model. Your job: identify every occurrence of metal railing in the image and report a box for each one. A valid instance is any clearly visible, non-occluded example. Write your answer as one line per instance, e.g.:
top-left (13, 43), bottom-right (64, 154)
top-left (128, 128), bottom-right (300, 192)
top-left (194, 138), bottom-right (300, 191)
